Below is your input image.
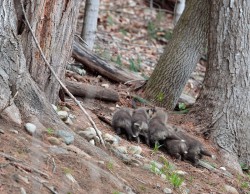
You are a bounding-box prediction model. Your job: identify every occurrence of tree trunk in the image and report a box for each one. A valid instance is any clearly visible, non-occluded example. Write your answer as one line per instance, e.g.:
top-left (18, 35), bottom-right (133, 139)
top-left (173, 0), bottom-right (185, 26)
top-left (17, 0), bottom-right (80, 104)
top-left (81, 0), bottom-right (100, 50)
top-left (0, 0), bottom-right (80, 128)
top-left (145, 0), bottom-right (209, 109)
top-left (194, 0), bottom-right (250, 172)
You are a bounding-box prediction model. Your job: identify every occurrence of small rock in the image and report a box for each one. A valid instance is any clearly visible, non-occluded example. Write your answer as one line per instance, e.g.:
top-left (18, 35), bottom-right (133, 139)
top-left (115, 146), bottom-right (127, 154)
top-left (64, 117), bottom-right (73, 125)
top-left (65, 173), bottom-right (77, 183)
top-left (224, 185), bottom-right (239, 194)
top-left (161, 174), bottom-right (166, 180)
top-left (127, 145), bottom-right (142, 155)
top-left (163, 188), bottom-right (172, 194)
top-left (20, 187), bottom-right (27, 194)
top-left (156, 183), bottom-right (161, 188)
top-left (68, 114), bottom-right (76, 119)
top-left (52, 104), bottom-right (57, 112)
top-left (25, 123), bottom-right (36, 135)
top-left (103, 133), bottom-right (116, 144)
top-left (174, 170), bottom-right (188, 176)
top-left (56, 130), bottom-right (74, 145)
top-left (109, 107), bottom-right (116, 111)
top-left (49, 146), bottom-right (68, 154)
top-left (133, 154), bottom-right (144, 159)
top-left (61, 106), bottom-right (70, 112)
top-left (98, 161), bottom-right (105, 165)
top-left (10, 129), bottom-right (18, 134)
top-left (220, 166), bottom-right (227, 171)
top-left (89, 139), bottom-right (95, 145)
top-left (101, 83), bottom-right (109, 88)
top-left (93, 136), bottom-right (100, 144)
top-left (151, 161), bottom-right (163, 169)
top-left (0, 129), bottom-right (4, 134)
top-left (47, 137), bottom-right (61, 145)
top-left (57, 111), bottom-right (68, 121)
top-left (116, 104), bottom-right (120, 108)
top-left (78, 128), bottom-right (96, 141)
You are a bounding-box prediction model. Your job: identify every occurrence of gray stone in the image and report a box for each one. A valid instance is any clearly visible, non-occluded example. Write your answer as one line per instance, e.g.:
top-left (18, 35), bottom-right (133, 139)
top-left (25, 123), bottom-right (37, 135)
top-left (56, 130), bottom-right (74, 145)
top-left (47, 137), bottom-right (61, 145)
top-left (89, 139), bottom-right (95, 145)
top-left (0, 129), bottom-right (4, 134)
top-left (174, 170), bottom-right (188, 176)
top-left (1, 104), bottom-right (22, 126)
top-left (179, 93), bottom-right (195, 107)
top-left (64, 117), bottom-right (73, 125)
top-left (49, 146), bottom-right (68, 154)
top-left (101, 83), bottom-right (109, 88)
top-left (150, 161), bottom-right (163, 169)
top-left (133, 154), bottom-right (144, 159)
top-left (224, 185), bottom-right (239, 194)
top-left (57, 111), bottom-right (68, 121)
top-left (103, 133), bottom-right (116, 144)
top-left (127, 145), bottom-right (142, 155)
top-left (20, 187), bottom-right (27, 194)
top-left (61, 106), bottom-right (70, 112)
top-left (161, 174), bottom-right (166, 180)
top-left (78, 127), bottom-right (96, 141)
top-left (69, 114), bottom-right (76, 119)
top-left (115, 146), bottom-right (127, 154)
top-left (9, 129), bottom-right (18, 134)
top-left (51, 104), bottom-right (57, 112)
top-left (163, 188), bottom-right (172, 194)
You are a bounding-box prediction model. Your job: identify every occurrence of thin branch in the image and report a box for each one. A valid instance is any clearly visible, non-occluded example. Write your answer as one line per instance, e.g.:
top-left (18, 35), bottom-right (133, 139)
top-left (20, 1), bottom-right (105, 147)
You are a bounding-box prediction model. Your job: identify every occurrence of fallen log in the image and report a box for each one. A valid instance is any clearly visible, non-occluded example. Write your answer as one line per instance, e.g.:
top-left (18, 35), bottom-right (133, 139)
top-left (72, 37), bottom-right (144, 83)
top-left (65, 80), bottom-right (119, 102)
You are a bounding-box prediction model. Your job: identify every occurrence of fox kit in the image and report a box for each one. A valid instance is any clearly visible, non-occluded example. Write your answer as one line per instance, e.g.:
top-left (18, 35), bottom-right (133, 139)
top-left (112, 108), bottom-right (134, 141)
top-left (174, 128), bottom-right (214, 166)
top-left (148, 109), bottom-right (182, 146)
top-left (164, 139), bottom-right (188, 160)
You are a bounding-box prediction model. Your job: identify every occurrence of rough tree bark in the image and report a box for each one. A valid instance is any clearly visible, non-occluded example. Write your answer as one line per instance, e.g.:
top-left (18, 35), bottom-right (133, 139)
top-left (0, 0), bottom-right (80, 127)
top-left (194, 0), bottom-right (250, 172)
top-left (145, 0), bottom-right (209, 109)
top-left (15, 0), bottom-right (80, 104)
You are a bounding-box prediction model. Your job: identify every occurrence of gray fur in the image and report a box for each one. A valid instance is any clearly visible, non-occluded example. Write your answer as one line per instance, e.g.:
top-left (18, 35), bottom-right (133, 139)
top-left (174, 128), bottom-right (213, 166)
top-left (131, 108), bottom-right (150, 143)
top-left (112, 108), bottom-right (134, 141)
top-left (164, 139), bottom-right (188, 160)
top-left (148, 110), bottom-right (182, 146)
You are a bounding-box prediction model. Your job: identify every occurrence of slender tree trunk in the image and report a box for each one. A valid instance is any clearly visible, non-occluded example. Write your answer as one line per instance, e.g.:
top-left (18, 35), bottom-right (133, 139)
top-left (145, 0), bottom-right (209, 109)
top-left (81, 0), bottom-right (100, 50)
top-left (194, 0), bottom-right (250, 172)
top-left (173, 0), bottom-right (185, 26)
top-left (0, 0), bottom-right (80, 127)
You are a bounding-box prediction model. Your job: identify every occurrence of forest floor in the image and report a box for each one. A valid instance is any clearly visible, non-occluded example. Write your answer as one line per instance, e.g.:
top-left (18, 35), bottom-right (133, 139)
top-left (0, 0), bottom-right (250, 194)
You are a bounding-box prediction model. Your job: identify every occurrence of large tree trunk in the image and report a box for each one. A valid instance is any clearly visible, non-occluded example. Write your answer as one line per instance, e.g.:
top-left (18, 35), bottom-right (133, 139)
top-left (15, 0), bottom-right (80, 104)
top-left (0, 0), bottom-right (80, 127)
top-left (194, 0), bottom-right (250, 172)
top-left (145, 0), bottom-right (209, 109)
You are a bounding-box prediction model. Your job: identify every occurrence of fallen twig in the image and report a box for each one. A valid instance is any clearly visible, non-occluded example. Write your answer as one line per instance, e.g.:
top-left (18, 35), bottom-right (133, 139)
top-left (32, 175), bottom-right (58, 194)
top-left (11, 162), bottom-right (49, 179)
top-left (0, 152), bottom-right (23, 162)
top-left (21, 1), bottom-right (105, 147)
